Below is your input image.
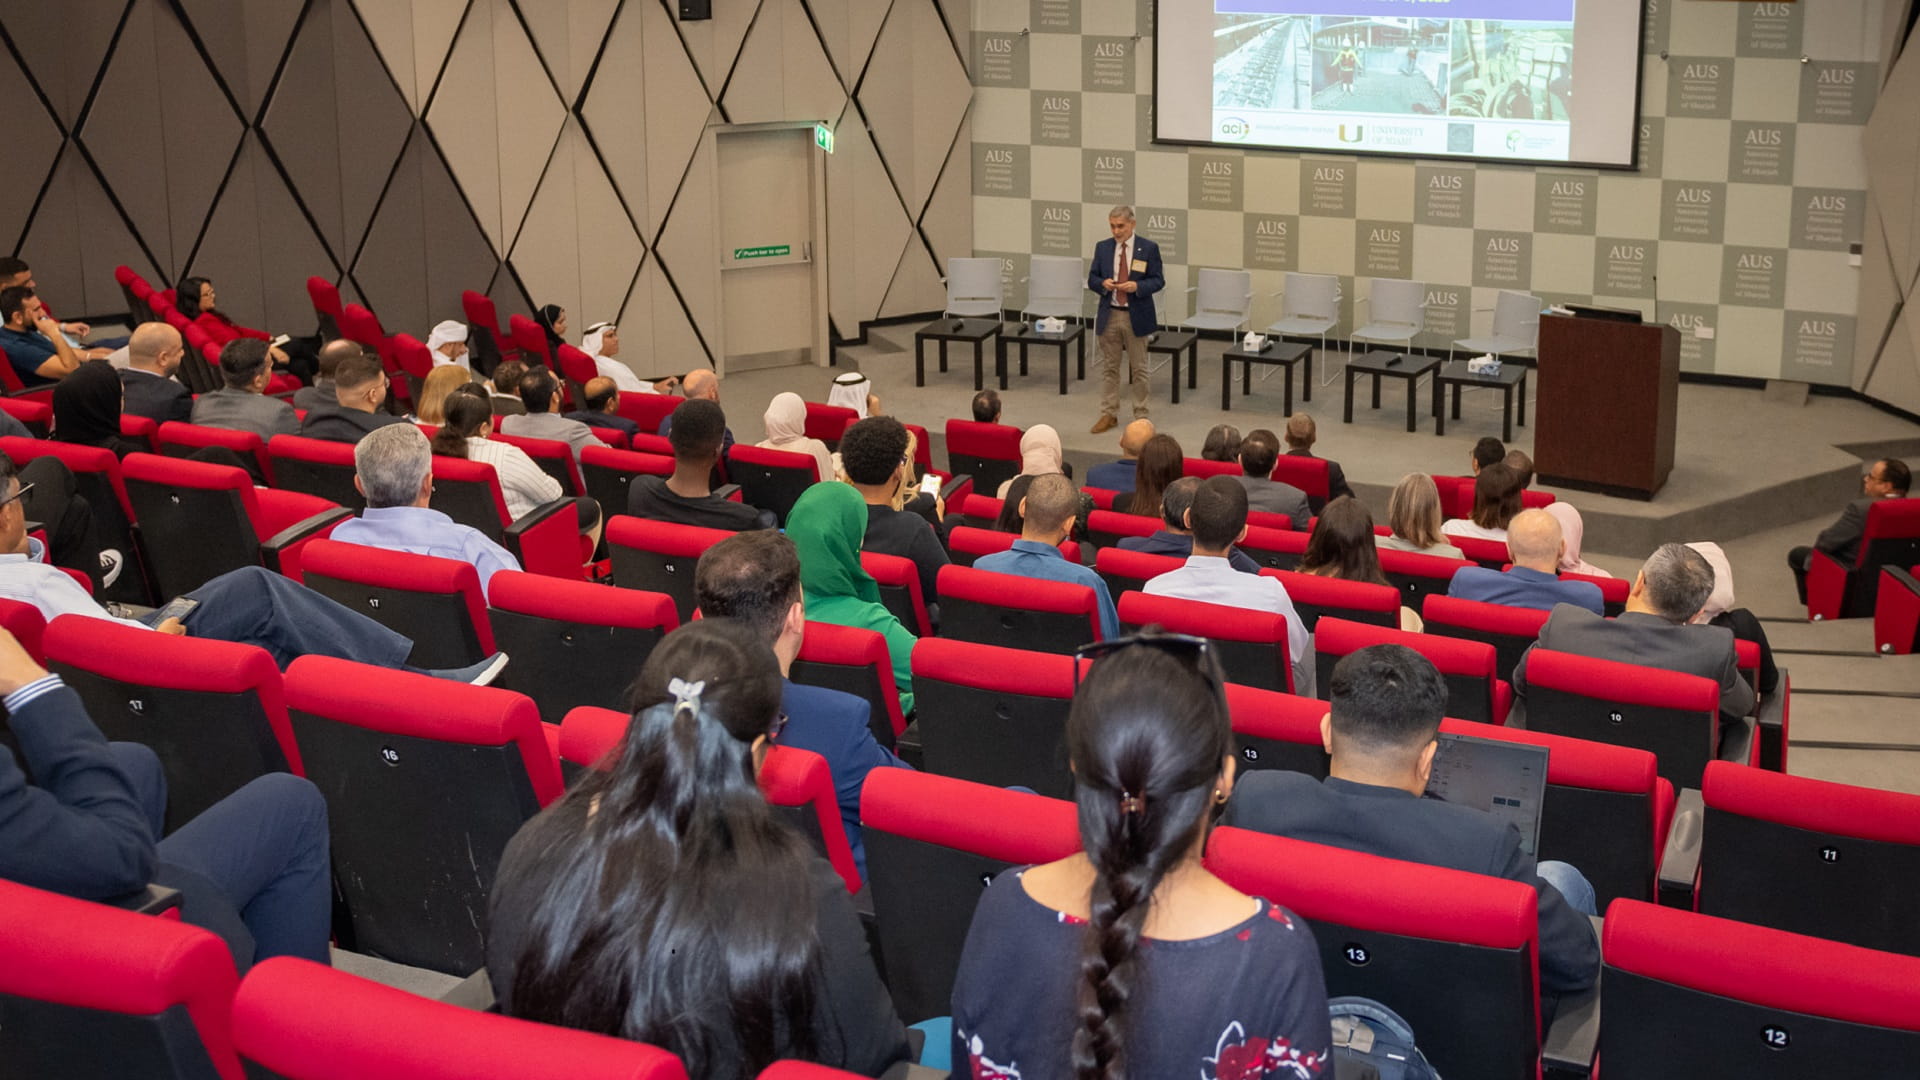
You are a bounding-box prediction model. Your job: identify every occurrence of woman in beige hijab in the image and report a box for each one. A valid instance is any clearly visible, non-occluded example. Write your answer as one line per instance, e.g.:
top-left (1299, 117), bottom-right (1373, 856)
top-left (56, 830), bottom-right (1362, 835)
top-left (757, 391), bottom-right (834, 481)
top-left (1543, 502), bottom-right (1610, 578)
top-left (996, 423), bottom-right (1065, 498)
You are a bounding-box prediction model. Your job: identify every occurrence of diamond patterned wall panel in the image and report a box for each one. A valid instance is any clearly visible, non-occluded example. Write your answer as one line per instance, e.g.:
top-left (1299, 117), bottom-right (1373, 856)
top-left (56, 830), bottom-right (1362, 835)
top-left (0, 50), bottom-right (66, 258)
top-left (354, 0), bottom-right (467, 115)
top-left (922, 116), bottom-right (975, 267)
top-left (809, 0), bottom-right (887, 89)
top-left (178, 0), bottom-right (305, 121)
top-left (677, 0), bottom-right (762, 103)
top-left (21, 145), bottom-right (165, 316)
top-left (582, 0), bottom-right (715, 242)
top-left (509, 118), bottom-right (646, 331)
top-left (623, 255), bottom-right (710, 376)
top-left (827, 106), bottom-right (916, 336)
top-left (518, 0), bottom-right (620, 105)
top-left (1857, 23), bottom-right (1920, 412)
top-left (7, 0), bottom-right (126, 130)
top-left (722, 0), bottom-right (849, 127)
top-left (190, 133), bottom-right (341, 334)
top-left (653, 134), bottom-right (722, 361)
top-left (355, 123), bottom-right (506, 338)
top-left (858, 0), bottom-right (971, 217)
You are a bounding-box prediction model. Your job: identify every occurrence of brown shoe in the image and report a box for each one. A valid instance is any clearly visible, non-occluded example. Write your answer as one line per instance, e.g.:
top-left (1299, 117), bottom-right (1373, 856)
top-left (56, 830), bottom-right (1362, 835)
top-left (1090, 415), bottom-right (1117, 434)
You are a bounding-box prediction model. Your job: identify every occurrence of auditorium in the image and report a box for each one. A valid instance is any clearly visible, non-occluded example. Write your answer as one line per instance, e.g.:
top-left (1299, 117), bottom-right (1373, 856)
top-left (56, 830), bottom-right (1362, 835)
top-left (3, 0), bottom-right (1920, 1077)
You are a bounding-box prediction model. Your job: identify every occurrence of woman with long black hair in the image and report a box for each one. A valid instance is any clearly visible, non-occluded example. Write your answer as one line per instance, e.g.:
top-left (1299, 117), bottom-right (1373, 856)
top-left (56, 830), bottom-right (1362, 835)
top-left (950, 635), bottom-right (1331, 1079)
top-left (486, 619), bottom-right (909, 1079)
top-left (174, 276), bottom-right (317, 380)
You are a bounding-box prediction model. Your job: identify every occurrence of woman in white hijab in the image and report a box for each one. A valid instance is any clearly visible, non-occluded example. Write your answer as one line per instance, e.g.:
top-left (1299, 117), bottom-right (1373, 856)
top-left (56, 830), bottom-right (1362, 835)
top-left (757, 391), bottom-right (834, 481)
top-left (426, 321), bottom-right (471, 370)
top-left (1685, 540), bottom-right (1779, 695)
top-left (1543, 502), bottom-right (1610, 578)
top-left (996, 424), bottom-right (1065, 498)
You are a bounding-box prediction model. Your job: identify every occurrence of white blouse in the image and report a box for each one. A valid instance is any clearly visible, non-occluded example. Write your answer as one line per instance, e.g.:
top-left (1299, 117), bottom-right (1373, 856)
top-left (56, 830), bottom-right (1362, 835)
top-left (465, 436), bottom-right (562, 520)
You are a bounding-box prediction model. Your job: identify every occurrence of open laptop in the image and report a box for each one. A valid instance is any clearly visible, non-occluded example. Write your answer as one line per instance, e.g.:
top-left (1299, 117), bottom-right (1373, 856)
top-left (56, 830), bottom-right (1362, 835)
top-left (1423, 734), bottom-right (1551, 859)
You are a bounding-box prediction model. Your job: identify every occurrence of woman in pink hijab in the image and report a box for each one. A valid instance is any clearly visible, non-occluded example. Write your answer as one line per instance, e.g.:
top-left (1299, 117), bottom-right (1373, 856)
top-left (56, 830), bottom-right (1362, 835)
top-left (1543, 502), bottom-right (1610, 578)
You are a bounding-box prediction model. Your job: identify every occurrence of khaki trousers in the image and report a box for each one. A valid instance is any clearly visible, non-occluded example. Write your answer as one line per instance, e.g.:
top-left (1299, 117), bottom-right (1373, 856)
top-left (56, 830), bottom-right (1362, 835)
top-left (1097, 312), bottom-right (1150, 420)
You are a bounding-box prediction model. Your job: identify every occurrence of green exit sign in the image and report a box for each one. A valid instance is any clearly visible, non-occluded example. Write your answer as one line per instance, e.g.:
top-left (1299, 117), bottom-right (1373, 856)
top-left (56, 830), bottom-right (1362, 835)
top-left (814, 123), bottom-right (834, 153)
top-left (733, 244), bottom-right (791, 260)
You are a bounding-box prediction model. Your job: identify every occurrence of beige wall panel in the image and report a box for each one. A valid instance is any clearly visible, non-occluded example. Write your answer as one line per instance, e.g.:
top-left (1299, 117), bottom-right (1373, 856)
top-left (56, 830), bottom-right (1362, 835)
top-left (721, 0), bottom-right (848, 125)
top-left (860, 0), bottom-right (972, 215)
top-left (426, 5), bottom-right (506, 253)
top-left (624, 257), bottom-right (712, 372)
top-left (511, 121), bottom-right (646, 328)
top-left (180, 0), bottom-right (306, 120)
top-left (1864, 309), bottom-right (1920, 412)
top-left (8, 0), bottom-right (124, 128)
top-left (921, 117), bottom-right (975, 268)
top-left (82, 3), bottom-right (175, 272)
top-left (22, 146), bottom-right (164, 317)
top-left (353, 0), bottom-right (466, 112)
top-left (809, 0), bottom-right (887, 84)
top-left (190, 134), bottom-right (340, 333)
top-left (937, 0), bottom-right (972, 67)
top-left (676, 0), bottom-right (763, 98)
top-left (1853, 199), bottom-right (1902, 394)
top-left (1863, 42), bottom-right (1920, 287)
top-left (879, 232), bottom-right (948, 318)
top-left (488, 0), bottom-right (570, 252)
top-left (0, 48), bottom-right (62, 253)
top-left (654, 137), bottom-right (722, 360)
top-left (827, 115), bottom-right (915, 333)
top-left (518, 0), bottom-right (619, 103)
top-left (1881, 0), bottom-right (1913, 81)
top-left (583, 0), bottom-right (714, 242)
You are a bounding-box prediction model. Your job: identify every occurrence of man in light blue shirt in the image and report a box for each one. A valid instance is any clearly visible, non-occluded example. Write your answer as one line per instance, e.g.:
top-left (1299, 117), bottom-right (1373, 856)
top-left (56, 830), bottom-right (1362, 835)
top-left (329, 424), bottom-right (520, 598)
top-left (974, 473), bottom-right (1119, 639)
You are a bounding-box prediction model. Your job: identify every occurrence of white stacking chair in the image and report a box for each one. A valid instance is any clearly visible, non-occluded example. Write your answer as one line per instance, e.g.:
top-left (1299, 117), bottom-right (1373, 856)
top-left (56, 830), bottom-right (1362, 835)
top-left (1350, 277), bottom-right (1426, 368)
top-left (1266, 272), bottom-right (1341, 385)
top-left (1022, 255), bottom-right (1087, 324)
top-left (1453, 289), bottom-right (1541, 362)
top-left (943, 257), bottom-right (1004, 321)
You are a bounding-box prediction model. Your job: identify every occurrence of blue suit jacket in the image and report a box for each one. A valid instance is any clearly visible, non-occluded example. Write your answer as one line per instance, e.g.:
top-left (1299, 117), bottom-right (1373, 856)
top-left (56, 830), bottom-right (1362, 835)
top-left (1447, 565), bottom-right (1604, 616)
top-left (1088, 234), bottom-right (1164, 336)
top-left (780, 679), bottom-right (912, 879)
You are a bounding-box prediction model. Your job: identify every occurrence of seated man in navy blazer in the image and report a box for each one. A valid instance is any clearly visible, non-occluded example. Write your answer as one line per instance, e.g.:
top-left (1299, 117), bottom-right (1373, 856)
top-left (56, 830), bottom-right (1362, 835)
top-left (1086, 205), bottom-right (1163, 434)
top-left (1225, 644), bottom-right (1600, 1003)
top-left (695, 529), bottom-right (910, 879)
top-left (1447, 508), bottom-right (1603, 615)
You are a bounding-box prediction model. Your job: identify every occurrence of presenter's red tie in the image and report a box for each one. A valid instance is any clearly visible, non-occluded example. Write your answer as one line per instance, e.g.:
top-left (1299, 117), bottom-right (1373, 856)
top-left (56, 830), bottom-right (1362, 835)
top-left (1114, 243), bottom-right (1129, 309)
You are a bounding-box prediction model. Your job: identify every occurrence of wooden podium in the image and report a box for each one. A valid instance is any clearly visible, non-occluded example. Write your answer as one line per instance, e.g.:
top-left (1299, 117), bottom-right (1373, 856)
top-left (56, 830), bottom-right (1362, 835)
top-left (1533, 313), bottom-right (1680, 501)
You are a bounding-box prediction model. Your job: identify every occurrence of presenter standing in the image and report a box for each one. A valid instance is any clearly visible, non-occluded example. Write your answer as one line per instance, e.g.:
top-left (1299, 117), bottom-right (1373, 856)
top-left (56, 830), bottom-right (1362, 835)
top-left (1087, 205), bottom-right (1163, 434)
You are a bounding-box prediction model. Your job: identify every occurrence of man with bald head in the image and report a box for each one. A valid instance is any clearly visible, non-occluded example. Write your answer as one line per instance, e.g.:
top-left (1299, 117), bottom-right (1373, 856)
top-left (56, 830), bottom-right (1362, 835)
top-left (564, 375), bottom-right (641, 440)
top-left (1445, 508), bottom-right (1603, 615)
top-left (1085, 418), bottom-right (1155, 492)
top-left (294, 339), bottom-right (363, 413)
top-left (119, 322), bottom-right (193, 423)
top-left (656, 367), bottom-right (734, 454)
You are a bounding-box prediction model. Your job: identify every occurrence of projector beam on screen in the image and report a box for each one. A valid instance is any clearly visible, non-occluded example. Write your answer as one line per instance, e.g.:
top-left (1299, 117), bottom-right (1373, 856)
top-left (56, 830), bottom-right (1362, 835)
top-left (1155, 0), bottom-right (1645, 169)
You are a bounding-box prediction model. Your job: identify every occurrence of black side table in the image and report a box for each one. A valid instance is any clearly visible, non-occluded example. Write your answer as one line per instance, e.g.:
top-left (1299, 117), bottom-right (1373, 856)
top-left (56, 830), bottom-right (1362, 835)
top-left (1343, 350), bottom-right (1441, 433)
top-left (1000, 324), bottom-right (1087, 394)
top-left (915, 318), bottom-right (1003, 390)
top-left (1220, 340), bottom-right (1313, 413)
top-left (1431, 359), bottom-right (1529, 442)
top-left (1142, 330), bottom-right (1199, 404)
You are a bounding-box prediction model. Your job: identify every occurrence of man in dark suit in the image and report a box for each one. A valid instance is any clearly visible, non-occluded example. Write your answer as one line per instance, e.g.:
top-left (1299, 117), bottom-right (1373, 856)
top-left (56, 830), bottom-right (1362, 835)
top-left (1281, 413), bottom-right (1354, 513)
top-left (565, 376), bottom-right (642, 441)
top-left (1086, 205), bottom-right (1164, 434)
top-left (1233, 428), bottom-right (1310, 528)
top-left (1085, 418), bottom-right (1153, 492)
top-left (695, 529), bottom-right (911, 879)
top-left (1226, 644), bottom-right (1599, 1000)
top-left (1786, 458), bottom-right (1910, 604)
top-left (1448, 509), bottom-right (1603, 615)
top-left (119, 322), bottom-right (193, 424)
top-left (1514, 542), bottom-right (1756, 727)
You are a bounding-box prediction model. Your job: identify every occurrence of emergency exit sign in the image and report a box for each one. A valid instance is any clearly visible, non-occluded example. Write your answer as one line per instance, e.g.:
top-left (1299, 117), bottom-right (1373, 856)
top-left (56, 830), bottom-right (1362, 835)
top-left (814, 123), bottom-right (834, 153)
top-left (733, 244), bottom-right (791, 260)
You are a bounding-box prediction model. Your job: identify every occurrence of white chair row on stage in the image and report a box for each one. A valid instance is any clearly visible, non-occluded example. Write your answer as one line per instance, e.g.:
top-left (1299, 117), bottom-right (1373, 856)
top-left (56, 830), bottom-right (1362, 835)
top-left (925, 258), bottom-right (1542, 430)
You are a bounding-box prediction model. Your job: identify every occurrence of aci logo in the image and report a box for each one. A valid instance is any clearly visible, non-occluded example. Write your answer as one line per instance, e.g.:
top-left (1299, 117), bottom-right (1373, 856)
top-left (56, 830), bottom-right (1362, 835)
top-left (1505, 130), bottom-right (1524, 153)
top-left (1337, 124), bottom-right (1365, 144)
top-left (1218, 116), bottom-right (1250, 140)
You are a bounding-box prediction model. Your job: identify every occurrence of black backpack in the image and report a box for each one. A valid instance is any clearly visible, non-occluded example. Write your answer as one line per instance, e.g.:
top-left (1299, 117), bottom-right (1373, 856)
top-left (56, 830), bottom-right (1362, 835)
top-left (1328, 997), bottom-right (1440, 1080)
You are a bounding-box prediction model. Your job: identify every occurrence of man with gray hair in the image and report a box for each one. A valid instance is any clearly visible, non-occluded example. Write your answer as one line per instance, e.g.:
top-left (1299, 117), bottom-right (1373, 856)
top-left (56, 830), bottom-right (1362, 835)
top-left (328, 424), bottom-right (521, 598)
top-left (1513, 541), bottom-right (1754, 722)
top-left (1085, 204), bottom-right (1163, 434)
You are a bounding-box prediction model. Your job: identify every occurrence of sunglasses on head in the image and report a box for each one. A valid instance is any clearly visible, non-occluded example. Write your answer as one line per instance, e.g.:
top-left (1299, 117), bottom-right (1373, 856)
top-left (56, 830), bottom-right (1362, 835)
top-left (1072, 630), bottom-right (1223, 702)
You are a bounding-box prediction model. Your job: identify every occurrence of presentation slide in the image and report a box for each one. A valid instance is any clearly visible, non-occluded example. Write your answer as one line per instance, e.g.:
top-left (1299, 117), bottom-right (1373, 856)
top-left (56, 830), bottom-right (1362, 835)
top-left (1155, 0), bottom-right (1644, 168)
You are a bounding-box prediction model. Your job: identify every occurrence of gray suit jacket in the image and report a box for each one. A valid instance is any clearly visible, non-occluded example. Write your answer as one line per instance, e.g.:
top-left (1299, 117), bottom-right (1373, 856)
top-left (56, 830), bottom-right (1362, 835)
top-left (190, 387), bottom-right (299, 441)
top-left (1813, 498), bottom-right (1875, 566)
top-left (1513, 606), bottom-right (1755, 719)
top-left (500, 411), bottom-right (598, 462)
top-left (1235, 474), bottom-right (1310, 528)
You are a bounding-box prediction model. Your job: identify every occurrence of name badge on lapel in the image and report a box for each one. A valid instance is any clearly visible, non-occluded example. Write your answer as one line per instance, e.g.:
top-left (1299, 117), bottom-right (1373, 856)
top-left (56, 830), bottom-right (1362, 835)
top-left (1130, 259), bottom-right (1148, 274)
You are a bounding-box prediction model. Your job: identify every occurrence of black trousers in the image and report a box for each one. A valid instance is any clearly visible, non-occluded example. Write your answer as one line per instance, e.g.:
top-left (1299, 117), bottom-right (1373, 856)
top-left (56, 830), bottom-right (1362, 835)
top-left (19, 457), bottom-right (104, 589)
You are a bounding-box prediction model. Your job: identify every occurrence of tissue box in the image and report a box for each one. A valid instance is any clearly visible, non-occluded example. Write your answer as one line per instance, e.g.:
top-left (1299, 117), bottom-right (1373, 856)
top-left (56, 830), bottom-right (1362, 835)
top-left (1242, 332), bottom-right (1267, 351)
top-left (1466, 354), bottom-right (1502, 376)
top-left (1034, 317), bottom-right (1066, 334)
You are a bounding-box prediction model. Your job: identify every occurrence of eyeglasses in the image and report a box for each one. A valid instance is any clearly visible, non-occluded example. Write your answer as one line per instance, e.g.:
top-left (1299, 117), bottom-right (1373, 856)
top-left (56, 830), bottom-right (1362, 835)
top-left (1072, 631), bottom-right (1223, 703)
top-left (0, 482), bottom-right (35, 509)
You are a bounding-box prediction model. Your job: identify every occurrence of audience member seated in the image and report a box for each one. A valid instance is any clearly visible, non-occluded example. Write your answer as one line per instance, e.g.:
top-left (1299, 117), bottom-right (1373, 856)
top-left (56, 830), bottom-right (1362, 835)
top-left (55, 359), bottom-right (151, 458)
top-left (119, 322), bottom-right (193, 424)
top-left (411, 364), bottom-right (473, 426)
top-left (501, 367), bottom-right (597, 463)
top-left (1447, 508), bottom-right (1603, 616)
top-left (1470, 435), bottom-right (1505, 475)
top-left (1687, 540), bottom-right (1778, 695)
top-left (828, 369), bottom-right (876, 418)
top-left (1283, 413), bottom-right (1355, 510)
top-left (564, 376), bottom-right (641, 440)
top-left (695, 531), bottom-right (912, 877)
top-left (993, 474), bottom-right (1033, 533)
top-left (5, 431), bottom-right (114, 589)
top-left (299, 350), bottom-right (407, 443)
top-left (1200, 422), bottom-right (1241, 462)
top-left (488, 359), bottom-right (529, 418)
top-left (533, 303), bottom-right (568, 355)
top-left (332, 424), bottom-right (520, 598)
top-left (995, 423), bottom-right (1070, 498)
top-left (1378, 472), bottom-right (1466, 559)
top-left (425, 320), bottom-right (470, 370)
top-left (1233, 428), bottom-right (1310, 528)
top-left (0, 450), bottom-right (506, 682)
top-left (0, 257), bottom-right (109, 351)
top-left (581, 321), bottom-right (677, 395)
top-left (1118, 476), bottom-right (1262, 575)
top-left (975, 473), bottom-right (1119, 639)
top-left (431, 390), bottom-right (559, 517)
top-left (1226, 644), bottom-right (1599, 1001)
top-left (1514, 543), bottom-right (1756, 725)
top-left (486, 619), bottom-right (910, 1078)
top-left (952, 635), bottom-right (1330, 1078)
top-left (629, 399), bottom-right (773, 531)
top-left (176, 276), bottom-right (310, 379)
top-left (292, 339), bottom-right (360, 412)
top-left (757, 391), bottom-right (834, 482)
top-left (1442, 461), bottom-right (1523, 542)
top-left (1786, 457), bottom-right (1910, 605)
top-left (841, 416), bottom-right (947, 604)
top-left (788, 481), bottom-right (917, 713)
top-left (1543, 502), bottom-right (1609, 578)
top-left (0, 624), bottom-right (331, 970)
top-left (1505, 449), bottom-right (1535, 489)
top-left (0, 285), bottom-right (88, 384)
top-left (1300, 495), bottom-right (1422, 631)
top-left (658, 369), bottom-right (733, 456)
top-left (971, 387), bottom-right (1001, 425)
top-left (193, 339), bottom-right (299, 442)
top-left (1113, 432), bottom-right (1182, 518)
top-left (1084, 418), bottom-right (1153, 492)
top-left (1146, 476), bottom-right (1312, 693)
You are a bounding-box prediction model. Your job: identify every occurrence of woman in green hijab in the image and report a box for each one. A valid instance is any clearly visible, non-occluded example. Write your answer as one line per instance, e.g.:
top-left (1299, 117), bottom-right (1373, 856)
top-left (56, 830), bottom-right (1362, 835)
top-left (786, 481), bottom-right (916, 713)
